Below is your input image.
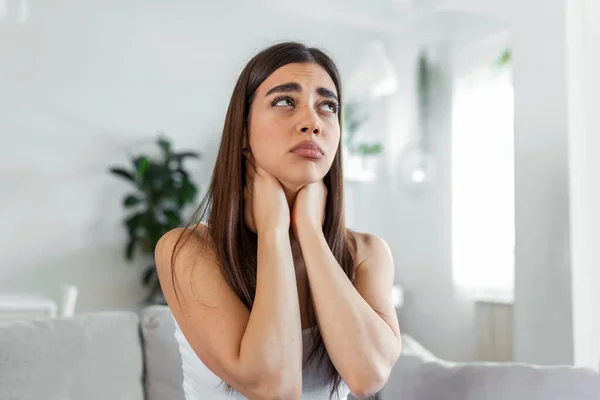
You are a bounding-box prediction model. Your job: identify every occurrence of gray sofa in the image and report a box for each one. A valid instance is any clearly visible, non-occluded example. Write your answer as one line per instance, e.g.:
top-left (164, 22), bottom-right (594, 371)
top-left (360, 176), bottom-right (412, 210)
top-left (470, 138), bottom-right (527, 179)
top-left (0, 305), bottom-right (598, 400)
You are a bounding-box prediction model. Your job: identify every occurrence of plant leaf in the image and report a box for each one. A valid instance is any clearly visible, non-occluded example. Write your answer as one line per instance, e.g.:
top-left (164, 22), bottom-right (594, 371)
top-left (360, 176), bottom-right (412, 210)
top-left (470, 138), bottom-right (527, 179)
top-left (164, 210), bottom-right (182, 228)
top-left (172, 151), bottom-right (201, 163)
top-left (157, 137), bottom-right (171, 158)
top-left (109, 167), bottom-right (135, 183)
top-left (180, 178), bottom-right (198, 204)
top-left (124, 195), bottom-right (142, 207)
top-left (141, 265), bottom-right (157, 286)
top-left (133, 156), bottom-right (150, 182)
top-left (143, 278), bottom-right (165, 305)
top-left (125, 238), bottom-right (137, 261)
top-left (175, 168), bottom-right (189, 179)
top-left (140, 161), bottom-right (163, 190)
top-left (496, 48), bottom-right (511, 67)
top-left (357, 143), bottom-right (383, 156)
top-left (125, 212), bottom-right (145, 235)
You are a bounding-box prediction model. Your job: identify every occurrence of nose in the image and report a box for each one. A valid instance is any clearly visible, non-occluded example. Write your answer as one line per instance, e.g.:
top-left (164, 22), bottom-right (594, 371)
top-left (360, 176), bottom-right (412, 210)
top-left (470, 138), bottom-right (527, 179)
top-left (297, 109), bottom-right (321, 135)
top-left (300, 125), bottom-right (320, 135)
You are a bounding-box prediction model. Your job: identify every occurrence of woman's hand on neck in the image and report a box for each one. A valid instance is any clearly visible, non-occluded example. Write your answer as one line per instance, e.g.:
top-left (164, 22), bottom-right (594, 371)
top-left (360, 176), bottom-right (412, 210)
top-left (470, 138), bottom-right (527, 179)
top-left (281, 184), bottom-right (301, 211)
top-left (281, 184), bottom-right (302, 244)
top-left (280, 180), bottom-right (326, 246)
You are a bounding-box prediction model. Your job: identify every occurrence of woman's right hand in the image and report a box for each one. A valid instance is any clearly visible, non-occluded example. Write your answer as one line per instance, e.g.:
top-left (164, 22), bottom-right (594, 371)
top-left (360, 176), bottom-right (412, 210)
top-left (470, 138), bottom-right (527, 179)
top-left (243, 151), bottom-right (290, 234)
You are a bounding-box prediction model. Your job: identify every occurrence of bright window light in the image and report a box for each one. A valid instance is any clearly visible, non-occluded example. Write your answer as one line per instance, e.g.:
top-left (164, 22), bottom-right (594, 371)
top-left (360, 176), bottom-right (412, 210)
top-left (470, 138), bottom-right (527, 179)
top-left (451, 67), bottom-right (515, 298)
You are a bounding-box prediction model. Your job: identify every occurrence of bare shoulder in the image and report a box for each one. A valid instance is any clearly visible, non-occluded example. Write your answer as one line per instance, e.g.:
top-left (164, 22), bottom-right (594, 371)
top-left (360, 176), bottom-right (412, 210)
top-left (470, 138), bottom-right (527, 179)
top-left (347, 229), bottom-right (393, 269)
top-left (155, 223), bottom-right (211, 259)
top-left (154, 223), bottom-right (219, 300)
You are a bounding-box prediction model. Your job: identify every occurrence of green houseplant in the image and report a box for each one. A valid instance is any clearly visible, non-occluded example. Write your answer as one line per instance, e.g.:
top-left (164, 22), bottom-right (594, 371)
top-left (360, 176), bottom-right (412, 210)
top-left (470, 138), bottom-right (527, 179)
top-left (342, 101), bottom-right (382, 156)
top-left (108, 135), bottom-right (201, 304)
top-left (496, 48), bottom-right (511, 67)
top-left (342, 101), bottom-right (384, 182)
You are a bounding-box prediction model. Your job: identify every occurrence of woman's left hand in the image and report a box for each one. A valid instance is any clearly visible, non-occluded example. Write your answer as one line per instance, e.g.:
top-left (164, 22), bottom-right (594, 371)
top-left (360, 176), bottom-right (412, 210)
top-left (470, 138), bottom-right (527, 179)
top-left (292, 180), bottom-right (327, 237)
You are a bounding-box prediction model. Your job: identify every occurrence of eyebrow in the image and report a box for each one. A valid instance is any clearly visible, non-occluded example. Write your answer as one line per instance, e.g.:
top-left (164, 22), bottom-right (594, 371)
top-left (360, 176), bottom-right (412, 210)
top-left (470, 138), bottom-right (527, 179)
top-left (265, 82), bottom-right (338, 102)
top-left (317, 87), bottom-right (338, 102)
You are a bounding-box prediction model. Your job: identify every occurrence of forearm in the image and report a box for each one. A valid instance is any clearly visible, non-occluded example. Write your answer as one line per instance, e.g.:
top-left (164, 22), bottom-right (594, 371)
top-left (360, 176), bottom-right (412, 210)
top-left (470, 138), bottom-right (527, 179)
top-left (239, 228), bottom-right (303, 386)
top-left (297, 223), bottom-right (400, 392)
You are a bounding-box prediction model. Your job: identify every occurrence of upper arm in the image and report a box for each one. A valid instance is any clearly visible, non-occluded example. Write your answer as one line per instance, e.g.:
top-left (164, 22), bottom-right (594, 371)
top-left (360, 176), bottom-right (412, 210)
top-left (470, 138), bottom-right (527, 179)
top-left (155, 227), bottom-right (257, 395)
top-left (352, 233), bottom-right (402, 341)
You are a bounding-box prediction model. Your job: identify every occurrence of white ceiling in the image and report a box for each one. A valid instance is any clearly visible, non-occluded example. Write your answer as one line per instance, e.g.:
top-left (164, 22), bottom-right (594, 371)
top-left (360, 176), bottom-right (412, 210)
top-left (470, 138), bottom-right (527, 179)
top-left (265, 0), bottom-right (509, 45)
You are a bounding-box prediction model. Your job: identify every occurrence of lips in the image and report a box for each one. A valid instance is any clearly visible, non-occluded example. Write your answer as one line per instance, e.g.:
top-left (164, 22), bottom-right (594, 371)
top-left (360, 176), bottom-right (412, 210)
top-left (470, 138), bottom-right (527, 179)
top-left (289, 141), bottom-right (324, 159)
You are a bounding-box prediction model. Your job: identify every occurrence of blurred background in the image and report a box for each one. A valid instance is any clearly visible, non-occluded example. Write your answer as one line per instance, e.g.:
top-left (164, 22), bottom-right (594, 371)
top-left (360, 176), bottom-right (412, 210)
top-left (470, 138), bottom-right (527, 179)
top-left (1, 0), bottom-right (598, 371)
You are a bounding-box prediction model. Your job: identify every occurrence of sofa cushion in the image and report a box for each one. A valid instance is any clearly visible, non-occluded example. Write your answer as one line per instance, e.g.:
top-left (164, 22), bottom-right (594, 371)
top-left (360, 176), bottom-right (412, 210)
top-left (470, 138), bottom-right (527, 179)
top-left (400, 333), bottom-right (438, 362)
top-left (140, 305), bottom-right (185, 400)
top-left (0, 311), bottom-right (144, 400)
top-left (382, 355), bottom-right (600, 400)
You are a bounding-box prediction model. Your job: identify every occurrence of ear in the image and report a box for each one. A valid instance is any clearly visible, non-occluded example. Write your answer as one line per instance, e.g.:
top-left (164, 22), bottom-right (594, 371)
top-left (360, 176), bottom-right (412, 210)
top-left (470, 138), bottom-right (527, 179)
top-left (242, 128), bottom-right (249, 151)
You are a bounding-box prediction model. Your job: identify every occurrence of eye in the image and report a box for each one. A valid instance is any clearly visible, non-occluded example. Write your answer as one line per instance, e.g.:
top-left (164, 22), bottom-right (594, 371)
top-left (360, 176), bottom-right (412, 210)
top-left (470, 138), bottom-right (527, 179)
top-left (320, 101), bottom-right (338, 114)
top-left (272, 96), bottom-right (295, 107)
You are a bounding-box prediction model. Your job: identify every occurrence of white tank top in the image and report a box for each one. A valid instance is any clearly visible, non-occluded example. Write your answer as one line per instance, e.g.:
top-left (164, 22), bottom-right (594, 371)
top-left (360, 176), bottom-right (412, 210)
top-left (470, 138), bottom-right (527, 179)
top-left (173, 318), bottom-right (350, 399)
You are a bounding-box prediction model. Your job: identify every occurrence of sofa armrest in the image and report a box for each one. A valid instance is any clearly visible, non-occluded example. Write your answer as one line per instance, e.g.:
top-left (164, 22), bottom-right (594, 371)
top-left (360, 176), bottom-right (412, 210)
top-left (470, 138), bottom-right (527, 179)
top-left (381, 355), bottom-right (600, 400)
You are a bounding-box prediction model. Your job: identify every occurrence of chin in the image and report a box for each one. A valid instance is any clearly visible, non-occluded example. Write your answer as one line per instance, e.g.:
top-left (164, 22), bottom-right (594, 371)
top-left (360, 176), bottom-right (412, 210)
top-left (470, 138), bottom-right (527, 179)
top-left (279, 166), bottom-right (326, 187)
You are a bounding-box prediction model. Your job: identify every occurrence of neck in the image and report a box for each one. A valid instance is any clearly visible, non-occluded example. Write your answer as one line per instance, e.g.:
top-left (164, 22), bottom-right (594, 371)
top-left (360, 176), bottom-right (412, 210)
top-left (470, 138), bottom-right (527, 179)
top-left (281, 183), bottom-right (303, 257)
top-left (281, 184), bottom-right (301, 210)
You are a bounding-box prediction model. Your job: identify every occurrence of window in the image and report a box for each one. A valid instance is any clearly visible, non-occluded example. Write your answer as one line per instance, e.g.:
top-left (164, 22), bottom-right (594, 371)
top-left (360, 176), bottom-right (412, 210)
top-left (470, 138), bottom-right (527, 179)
top-left (451, 60), bottom-right (515, 300)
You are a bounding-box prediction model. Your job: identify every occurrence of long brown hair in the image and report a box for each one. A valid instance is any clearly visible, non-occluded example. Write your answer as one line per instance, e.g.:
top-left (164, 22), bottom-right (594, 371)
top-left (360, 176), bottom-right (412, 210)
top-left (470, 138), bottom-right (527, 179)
top-left (171, 41), bottom-right (357, 399)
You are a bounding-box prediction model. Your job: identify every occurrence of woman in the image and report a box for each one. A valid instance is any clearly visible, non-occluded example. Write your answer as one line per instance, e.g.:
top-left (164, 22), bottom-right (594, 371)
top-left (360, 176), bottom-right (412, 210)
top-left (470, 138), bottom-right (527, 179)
top-left (155, 41), bottom-right (402, 400)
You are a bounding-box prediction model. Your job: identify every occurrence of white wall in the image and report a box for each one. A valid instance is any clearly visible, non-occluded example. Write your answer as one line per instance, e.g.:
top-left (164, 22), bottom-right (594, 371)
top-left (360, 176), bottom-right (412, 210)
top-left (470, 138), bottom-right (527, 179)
top-left (510, 0), bottom-right (574, 366)
top-left (509, 0), bottom-right (600, 367)
top-left (566, 0), bottom-right (600, 370)
top-left (0, 0), bottom-right (384, 312)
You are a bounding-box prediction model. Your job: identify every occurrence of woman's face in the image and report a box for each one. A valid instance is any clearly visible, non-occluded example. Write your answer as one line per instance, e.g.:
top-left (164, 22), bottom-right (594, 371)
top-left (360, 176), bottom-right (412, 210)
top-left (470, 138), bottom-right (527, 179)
top-left (247, 62), bottom-right (340, 187)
